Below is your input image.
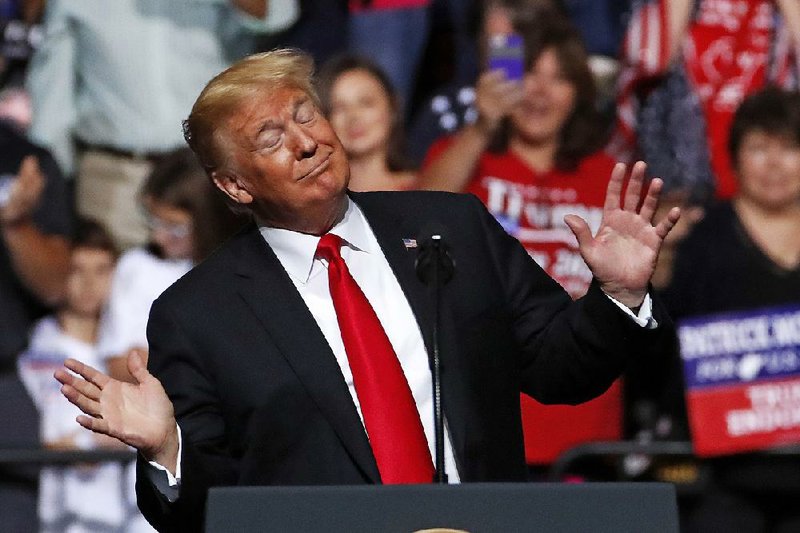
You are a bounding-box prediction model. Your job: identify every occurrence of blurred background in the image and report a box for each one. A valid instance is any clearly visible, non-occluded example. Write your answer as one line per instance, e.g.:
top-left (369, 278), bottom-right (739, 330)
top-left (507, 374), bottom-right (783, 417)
top-left (2, 1), bottom-right (800, 531)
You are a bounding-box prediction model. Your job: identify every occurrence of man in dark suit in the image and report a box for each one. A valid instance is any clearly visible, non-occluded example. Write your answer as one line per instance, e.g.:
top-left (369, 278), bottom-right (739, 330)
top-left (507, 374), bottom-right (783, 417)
top-left (56, 49), bottom-right (680, 532)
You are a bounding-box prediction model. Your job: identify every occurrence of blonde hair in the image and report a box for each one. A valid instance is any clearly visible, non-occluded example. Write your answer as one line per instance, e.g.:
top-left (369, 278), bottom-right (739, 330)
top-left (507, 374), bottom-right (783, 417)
top-left (183, 48), bottom-right (319, 173)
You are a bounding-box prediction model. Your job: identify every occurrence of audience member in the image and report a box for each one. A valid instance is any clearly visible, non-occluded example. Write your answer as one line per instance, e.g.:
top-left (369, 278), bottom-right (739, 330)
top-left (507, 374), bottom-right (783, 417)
top-left (256, 0), bottom-right (348, 68)
top-left (25, 0), bottom-right (294, 250)
top-left (410, 0), bottom-right (631, 139)
top-left (560, 0), bottom-right (632, 59)
top-left (17, 219), bottom-right (153, 532)
top-left (611, 0), bottom-right (800, 203)
top-left (97, 149), bottom-right (245, 383)
top-left (421, 17), bottom-right (612, 298)
top-left (558, 0), bottom-right (633, 120)
top-left (348, 0), bottom-right (432, 115)
top-left (0, 121), bottom-right (72, 532)
top-left (419, 17), bottom-right (625, 468)
top-left (0, 0), bottom-right (44, 88)
top-left (633, 87), bottom-right (800, 532)
top-left (406, 0), bottom-right (562, 164)
top-left (317, 55), bottom-right (417, 192)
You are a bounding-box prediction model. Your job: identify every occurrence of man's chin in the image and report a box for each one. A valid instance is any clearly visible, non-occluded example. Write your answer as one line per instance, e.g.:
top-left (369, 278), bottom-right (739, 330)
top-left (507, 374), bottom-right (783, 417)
top-left (303, 166), bottom-right (348, 196)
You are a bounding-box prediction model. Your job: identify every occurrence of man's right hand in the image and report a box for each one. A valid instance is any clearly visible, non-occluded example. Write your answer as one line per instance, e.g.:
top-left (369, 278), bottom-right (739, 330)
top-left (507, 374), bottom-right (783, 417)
top-left (54, 350), bottom-right (180, 475)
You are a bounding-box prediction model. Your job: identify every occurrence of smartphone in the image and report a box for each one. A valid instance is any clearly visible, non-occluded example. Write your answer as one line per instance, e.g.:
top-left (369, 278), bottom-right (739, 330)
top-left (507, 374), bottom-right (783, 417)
top-left (487, 33), bottom-right (524, 81)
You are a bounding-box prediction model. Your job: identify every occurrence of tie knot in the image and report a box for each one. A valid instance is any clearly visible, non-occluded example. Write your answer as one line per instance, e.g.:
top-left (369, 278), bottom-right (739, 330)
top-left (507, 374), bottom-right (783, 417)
top-left (316, 233), bottom-right (343, 262)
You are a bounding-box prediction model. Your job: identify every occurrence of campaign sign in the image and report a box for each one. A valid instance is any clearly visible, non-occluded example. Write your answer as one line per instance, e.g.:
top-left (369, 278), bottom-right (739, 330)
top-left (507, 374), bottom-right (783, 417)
top-left (678, 305), bottom-right (800, 457)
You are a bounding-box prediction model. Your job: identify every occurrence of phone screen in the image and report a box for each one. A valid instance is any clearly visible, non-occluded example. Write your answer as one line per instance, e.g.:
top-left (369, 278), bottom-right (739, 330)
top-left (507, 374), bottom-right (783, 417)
top-left (487, 33), bottom-right (524, 81)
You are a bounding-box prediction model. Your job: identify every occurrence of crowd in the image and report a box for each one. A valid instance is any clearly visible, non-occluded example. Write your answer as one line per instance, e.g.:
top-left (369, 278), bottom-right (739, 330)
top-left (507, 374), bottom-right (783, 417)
top-left (1, 0), bottom-right (799, 531)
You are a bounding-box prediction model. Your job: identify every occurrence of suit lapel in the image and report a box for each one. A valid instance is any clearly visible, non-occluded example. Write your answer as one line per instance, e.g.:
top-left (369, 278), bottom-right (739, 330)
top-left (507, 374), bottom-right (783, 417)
top-left (231, 225), bottom-right (380, 483)
top-left (351, 193), bottom-right (435, 357)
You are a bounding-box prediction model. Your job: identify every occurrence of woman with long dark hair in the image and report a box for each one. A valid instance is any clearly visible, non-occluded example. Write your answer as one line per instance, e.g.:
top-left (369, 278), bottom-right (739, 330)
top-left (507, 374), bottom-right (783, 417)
top-left (317, 55), bottom-right (416, 192)
top-left (420, 16), bottom-right (613, 299)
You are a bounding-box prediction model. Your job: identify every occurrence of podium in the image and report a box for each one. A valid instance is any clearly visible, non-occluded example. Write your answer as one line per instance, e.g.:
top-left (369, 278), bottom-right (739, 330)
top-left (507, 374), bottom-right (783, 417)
top-left (205, 482), bottom-right (678, 532)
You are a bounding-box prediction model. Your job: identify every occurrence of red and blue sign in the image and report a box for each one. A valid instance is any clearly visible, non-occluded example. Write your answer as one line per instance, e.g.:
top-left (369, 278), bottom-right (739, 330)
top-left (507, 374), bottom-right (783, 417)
top-left (678, 305), bottom-right (800, 457)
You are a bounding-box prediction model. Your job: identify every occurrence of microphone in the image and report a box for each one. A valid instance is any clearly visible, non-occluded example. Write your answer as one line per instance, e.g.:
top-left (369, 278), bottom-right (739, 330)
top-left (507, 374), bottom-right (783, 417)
top-left (415, 225), bottom-right (455, 286)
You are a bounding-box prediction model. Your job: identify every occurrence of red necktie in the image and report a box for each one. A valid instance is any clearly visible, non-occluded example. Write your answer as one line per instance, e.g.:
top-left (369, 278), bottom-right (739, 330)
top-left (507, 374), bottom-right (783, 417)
top-left (316, 233), bottom-right (434, 484)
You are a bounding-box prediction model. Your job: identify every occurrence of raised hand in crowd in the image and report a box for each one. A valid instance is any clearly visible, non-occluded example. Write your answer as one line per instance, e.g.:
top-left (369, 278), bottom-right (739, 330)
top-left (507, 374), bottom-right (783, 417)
top-left (1, 155), bottom-right (70, 304)
top-left (662, 1), bottom-right (800, 66)
top-left (564, 161), bottom-right (681, 309)
top-left (777, 0), bottom-right (800, 48)
top-left (473, 69), bottom-right (525, 137)
top-left (419, 68), bottom-right (523, 193)
top-left (1, 155), bottom-right (44, 226)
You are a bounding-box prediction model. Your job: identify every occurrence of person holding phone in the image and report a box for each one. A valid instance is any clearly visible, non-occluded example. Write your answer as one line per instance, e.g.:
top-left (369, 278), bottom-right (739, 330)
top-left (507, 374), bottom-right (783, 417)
top-left (420, 15), bottom-right (613, 300)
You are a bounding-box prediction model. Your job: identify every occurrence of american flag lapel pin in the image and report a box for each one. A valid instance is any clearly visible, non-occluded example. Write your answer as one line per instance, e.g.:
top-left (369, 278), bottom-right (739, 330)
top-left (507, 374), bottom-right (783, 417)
top-left (402, 238), bottom-right (417, 249)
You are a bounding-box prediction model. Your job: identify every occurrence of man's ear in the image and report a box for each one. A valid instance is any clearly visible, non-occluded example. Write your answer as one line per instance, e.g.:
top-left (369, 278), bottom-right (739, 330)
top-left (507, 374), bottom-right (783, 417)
top-left (212, 170), bottom-right (254, 205)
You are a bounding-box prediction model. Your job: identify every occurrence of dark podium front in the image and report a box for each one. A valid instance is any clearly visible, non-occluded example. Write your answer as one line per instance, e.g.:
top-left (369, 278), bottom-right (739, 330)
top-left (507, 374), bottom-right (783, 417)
top-left (205, 482), bottom-right (678, 532)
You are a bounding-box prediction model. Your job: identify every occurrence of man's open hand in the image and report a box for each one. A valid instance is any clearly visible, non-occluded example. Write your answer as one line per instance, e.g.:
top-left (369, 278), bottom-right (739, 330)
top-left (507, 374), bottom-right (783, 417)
top-left (54, 350), bottom-right (180, 474)
top-left (564, 161), bottom-right (681, 308)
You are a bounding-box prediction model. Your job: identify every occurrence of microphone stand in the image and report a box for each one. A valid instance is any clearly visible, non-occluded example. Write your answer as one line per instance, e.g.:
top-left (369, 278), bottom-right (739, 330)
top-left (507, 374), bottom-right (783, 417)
top-left (430, 235), bottom-right (446, 484)
top-left (416, 234), bottom-right (454, 484)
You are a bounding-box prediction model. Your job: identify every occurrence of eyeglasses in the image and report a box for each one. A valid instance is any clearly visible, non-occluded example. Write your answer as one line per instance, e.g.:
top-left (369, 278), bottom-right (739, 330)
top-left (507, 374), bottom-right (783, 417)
top-left (144, 214), bottom-right (191, 240)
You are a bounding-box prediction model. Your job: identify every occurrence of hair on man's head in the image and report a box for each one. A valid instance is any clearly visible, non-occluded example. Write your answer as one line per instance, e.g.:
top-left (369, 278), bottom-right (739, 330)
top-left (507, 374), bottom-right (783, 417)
top-left (184, 48), bottom-right (318, 174)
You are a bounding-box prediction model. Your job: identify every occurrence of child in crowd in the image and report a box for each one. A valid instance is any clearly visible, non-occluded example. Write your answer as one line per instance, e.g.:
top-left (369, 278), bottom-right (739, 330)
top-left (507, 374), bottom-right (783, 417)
top-left (17, 218), bottom-right (152, 531)
top-left (97, 149), bottom-right (243, 382)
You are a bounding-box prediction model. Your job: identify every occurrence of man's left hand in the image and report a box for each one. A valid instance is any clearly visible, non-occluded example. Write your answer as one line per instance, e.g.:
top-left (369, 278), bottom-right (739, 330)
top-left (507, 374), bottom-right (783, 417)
top-left (564, 161), bottom-right (681, 309)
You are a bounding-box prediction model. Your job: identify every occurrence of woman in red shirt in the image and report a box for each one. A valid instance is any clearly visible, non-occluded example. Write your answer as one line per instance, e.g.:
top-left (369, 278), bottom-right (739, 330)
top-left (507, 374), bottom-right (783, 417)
top-left (421, 16), bottom-right (614, 298)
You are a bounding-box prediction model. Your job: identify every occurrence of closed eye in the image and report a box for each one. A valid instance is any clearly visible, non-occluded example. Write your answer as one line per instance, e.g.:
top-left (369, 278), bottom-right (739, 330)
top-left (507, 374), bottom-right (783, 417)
top-left (296, 101), bottom-right (317, 124)
top-left (264, 133), bottom-right (282, 147)
top-left (255, 128), bottom-right (282, 151)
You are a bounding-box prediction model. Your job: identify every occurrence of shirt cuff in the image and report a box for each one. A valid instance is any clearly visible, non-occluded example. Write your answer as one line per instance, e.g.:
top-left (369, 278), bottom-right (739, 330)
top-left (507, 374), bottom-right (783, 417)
top-left (145, 424), bottom-right (183, 502)
top-left (605, 292), bottom-right (658, 329)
